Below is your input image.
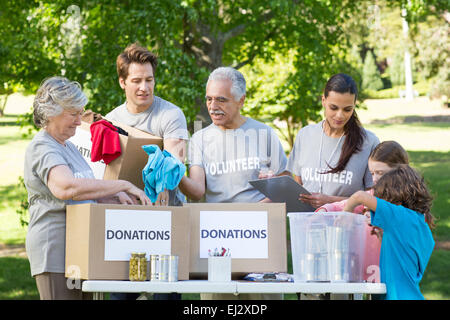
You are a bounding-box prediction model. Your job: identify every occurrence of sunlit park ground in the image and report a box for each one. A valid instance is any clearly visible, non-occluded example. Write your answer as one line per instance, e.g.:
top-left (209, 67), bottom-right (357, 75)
top-left (0, 93), bottom-right (449, 299)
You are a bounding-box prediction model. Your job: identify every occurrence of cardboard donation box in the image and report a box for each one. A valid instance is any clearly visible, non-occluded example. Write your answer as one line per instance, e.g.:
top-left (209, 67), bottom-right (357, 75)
top-left (185, 203), bottom-right (287, 279)
top-left (65, 203), bottom-right (190, 280)
top-left (68, 120), bottom-right (163, 190)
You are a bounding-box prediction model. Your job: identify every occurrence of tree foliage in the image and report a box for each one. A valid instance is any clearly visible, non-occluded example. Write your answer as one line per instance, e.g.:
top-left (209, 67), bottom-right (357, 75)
top-left (339, 0), bottom-right (449, 101)
top-left (1, 0), bottom-right (361, 131)
top-left (0, 1), bottom-right (59, 115)
top-left (2, 0), bottom-right (446, 134)
top-left (362, 51), bottom-right (384, 91)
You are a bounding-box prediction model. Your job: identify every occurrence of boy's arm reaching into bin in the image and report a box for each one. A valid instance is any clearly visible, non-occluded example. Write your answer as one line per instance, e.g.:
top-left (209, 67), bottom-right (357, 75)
top-left (343, 191), bottom-right (378, 213)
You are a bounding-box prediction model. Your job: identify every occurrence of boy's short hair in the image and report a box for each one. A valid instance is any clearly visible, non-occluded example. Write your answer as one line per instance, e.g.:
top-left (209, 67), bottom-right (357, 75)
top-left (117, 43), bottom-right (158, 80)
top-left (373, 164), bottom-right (435, 229)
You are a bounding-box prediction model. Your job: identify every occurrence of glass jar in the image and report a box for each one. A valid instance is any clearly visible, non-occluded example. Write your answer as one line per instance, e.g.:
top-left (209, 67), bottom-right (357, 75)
top-left (129, 252), bottom-right (147, 281)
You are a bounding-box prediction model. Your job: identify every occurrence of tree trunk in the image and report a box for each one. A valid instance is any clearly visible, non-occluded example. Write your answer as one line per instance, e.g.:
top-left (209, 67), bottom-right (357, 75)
top-left (0, 93), bottom-right (10, 117)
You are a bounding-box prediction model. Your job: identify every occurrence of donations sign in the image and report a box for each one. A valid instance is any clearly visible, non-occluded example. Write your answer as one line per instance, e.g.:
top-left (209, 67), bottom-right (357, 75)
top-left (199, 211), bottom-right (268, 259)
top-left (104, 209), bottom-right (172, 261)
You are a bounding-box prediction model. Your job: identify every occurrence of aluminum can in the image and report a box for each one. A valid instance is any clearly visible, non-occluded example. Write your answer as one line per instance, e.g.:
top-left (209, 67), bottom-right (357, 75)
top-left (168, 255), bottom-right (179, 282)
top-left (150, 254), bottom-right (160, 281)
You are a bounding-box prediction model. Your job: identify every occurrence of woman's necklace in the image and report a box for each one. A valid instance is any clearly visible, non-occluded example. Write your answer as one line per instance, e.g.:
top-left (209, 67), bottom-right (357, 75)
top-left (317, 120), bottom-right (344, 193)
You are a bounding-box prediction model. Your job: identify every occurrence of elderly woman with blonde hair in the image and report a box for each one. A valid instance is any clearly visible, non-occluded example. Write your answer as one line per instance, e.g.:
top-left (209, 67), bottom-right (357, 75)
top-left (24, 76), bottom-right (151, 300)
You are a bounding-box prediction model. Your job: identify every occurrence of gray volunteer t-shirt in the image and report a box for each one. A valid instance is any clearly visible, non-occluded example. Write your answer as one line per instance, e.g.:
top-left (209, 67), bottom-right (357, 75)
top-left (105, 96), bottom-right (188, 206)
top-left (286, 120), bottom-right (379, 197)
top-left (24, 130), bottom-right (95, 276)
top-left (105, 96), bottom-right (189, 140)
top-left (188, 118), bottom-right (288, 203)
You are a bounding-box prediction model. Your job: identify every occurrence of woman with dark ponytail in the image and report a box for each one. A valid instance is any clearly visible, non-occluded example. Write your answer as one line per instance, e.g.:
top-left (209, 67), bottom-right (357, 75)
top-left (286, 73), bottom-right (380, 208)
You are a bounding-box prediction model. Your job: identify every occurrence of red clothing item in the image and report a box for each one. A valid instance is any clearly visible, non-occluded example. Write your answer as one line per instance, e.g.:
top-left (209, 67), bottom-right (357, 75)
top-left (90, 120), bottom-right (122, 164)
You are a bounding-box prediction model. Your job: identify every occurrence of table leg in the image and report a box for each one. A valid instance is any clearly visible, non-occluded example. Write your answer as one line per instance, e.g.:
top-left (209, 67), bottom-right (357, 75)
top-left (93, 292), bottom-right (104, 300)
top-left (353, 293), bottom-right (363, 300)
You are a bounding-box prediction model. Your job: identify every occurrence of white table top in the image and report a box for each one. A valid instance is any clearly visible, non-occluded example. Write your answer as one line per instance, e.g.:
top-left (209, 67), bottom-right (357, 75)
top-left (235, 281), bottom-right (386, 294)
top-left (83, 280), bottom-right (236, 294)
top-left (82, 280), bottom-right (386, 295)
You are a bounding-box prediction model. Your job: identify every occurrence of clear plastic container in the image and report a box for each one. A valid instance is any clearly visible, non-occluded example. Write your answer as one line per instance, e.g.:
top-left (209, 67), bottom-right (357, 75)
top-left (288, 212), bottom-right (367, 283)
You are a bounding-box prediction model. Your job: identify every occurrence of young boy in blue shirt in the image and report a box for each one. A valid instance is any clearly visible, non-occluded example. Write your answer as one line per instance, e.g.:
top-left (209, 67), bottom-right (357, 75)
top-left (344, 164), bottom-right (435, 300)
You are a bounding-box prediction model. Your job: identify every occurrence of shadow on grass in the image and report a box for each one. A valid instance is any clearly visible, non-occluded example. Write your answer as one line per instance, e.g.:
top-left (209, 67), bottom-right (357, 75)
top-left (0, 114), bottom-right (25, 126)
top-left (0, 256), bottom-right (38, 299)
top-left (409, 150), bottom-right (450, 164)
top-left (0, 132), bottom-right (30, 146)
top-left (370, 115), bottom-right (450, 125)
top-left (0, 127), bottom-right (32, 148)
top-left (368, 121), bottom-right (450, 130)
top-left (409, 151), bottom-right (450, 242)
top-left (0, 121), bottom-right (21, 127)
top-left (422, 250), bottom-right (450, 300)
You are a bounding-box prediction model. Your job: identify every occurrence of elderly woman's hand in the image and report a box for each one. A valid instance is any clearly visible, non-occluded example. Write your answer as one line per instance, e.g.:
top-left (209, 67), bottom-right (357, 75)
top-left (125, 183), bottom-right (152, 205)
top-left (97, 192), bottom-right (137, 204)
top-left (116, 191), bottom-right (138, 205)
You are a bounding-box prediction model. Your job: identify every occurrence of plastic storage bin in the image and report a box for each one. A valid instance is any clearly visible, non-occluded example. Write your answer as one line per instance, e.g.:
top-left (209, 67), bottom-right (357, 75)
top-left (288, 212), bottom-right (367, 282)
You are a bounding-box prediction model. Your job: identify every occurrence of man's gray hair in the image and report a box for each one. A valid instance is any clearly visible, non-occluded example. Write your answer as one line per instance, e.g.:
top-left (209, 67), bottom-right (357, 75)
top-left (207, 67), bottom-right (246, 101)
top-left (33, 76), bottom-right (88, 128)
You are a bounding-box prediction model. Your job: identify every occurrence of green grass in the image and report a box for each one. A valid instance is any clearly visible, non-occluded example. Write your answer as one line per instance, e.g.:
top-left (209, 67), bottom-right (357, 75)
top-left (0, 116), bottom-right (30, 245)
top-left (409, 151), bottom-right (450, 241)
top-left (0, 257), bottom-right (38, 299)
top-left (421, 250), bottom-right (450, 299)
top-left (363, 122), bottom-right (450, 243)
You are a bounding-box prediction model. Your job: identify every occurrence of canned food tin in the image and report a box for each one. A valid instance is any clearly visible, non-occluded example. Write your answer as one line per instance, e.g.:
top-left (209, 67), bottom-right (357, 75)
top-left (303, 253), bottom-right (328, 282)
top-left (168, 255), bottom-right (179, 282)
top-left (327, 226), bottom-right (350, 253)
top-left (329, 252), bottom-right (349, 282)
top-left (158, 255), bottom-right (170, 282)
top-left (150, 254), bottom-right (160, 281)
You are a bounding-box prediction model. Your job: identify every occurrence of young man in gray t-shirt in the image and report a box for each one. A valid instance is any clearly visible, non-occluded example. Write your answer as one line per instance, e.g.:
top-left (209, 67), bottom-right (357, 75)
top-left (105, 43), bottom-right (189, 207)
top-left (106, 43), bottom-right (189, 301)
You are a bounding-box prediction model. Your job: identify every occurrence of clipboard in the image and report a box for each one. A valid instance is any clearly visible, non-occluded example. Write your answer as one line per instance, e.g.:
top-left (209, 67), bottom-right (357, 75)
top-left (249, 175), bottom-right (315, 212)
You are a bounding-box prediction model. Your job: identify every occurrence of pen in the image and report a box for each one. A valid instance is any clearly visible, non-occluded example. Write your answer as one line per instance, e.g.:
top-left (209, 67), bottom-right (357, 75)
top-left (208, 247), bottom-right (232, 257)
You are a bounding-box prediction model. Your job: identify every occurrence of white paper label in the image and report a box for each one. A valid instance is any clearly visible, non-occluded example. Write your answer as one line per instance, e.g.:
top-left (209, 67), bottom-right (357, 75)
top-left (199, 211), bottom-right (268, 259)
top-left (104, 209), bottom-right (172, 261)
top-left (68, 127), bottom-right (106, 179)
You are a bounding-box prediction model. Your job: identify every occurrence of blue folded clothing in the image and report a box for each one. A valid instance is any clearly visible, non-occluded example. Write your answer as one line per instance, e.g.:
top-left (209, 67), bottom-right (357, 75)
top-left (142, 144), bottom-right (186, 203)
